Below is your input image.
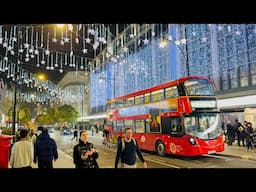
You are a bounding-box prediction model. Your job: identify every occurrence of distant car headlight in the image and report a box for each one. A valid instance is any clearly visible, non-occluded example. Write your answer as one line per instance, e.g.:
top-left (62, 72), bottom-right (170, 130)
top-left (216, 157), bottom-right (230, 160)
top-left (188, 137), bottom-right (196, 145)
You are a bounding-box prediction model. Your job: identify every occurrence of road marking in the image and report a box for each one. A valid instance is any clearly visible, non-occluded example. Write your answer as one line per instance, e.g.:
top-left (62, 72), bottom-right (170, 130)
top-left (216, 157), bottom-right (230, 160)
top-left (57, 149), bottom-right (73, 159)
top-left (145, 158), bottom-right (180, 168)
top-left (203, 154), bottom-right (230, 160)
top-left (204, 165), bottom-right (217, 168)
top-left (97, 147), bottom-right (180, 168)
top-left (241, 155), bottom-right (250, 160)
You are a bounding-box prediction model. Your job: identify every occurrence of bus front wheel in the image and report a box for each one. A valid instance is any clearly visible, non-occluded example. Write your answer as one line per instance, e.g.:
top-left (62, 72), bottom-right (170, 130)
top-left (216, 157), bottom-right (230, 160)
top-left (156, 141), bottom-right (166, 156)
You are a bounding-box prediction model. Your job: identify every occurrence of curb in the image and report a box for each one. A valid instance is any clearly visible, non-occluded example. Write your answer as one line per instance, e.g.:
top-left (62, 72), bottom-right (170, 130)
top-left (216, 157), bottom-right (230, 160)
top-left (218, 153), bottom-right (256, 161)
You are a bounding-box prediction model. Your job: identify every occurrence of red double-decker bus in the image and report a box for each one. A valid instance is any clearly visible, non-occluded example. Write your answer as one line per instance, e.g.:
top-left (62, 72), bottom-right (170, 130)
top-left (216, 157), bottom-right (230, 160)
top-left (107, 76), bottom-right (225, 156)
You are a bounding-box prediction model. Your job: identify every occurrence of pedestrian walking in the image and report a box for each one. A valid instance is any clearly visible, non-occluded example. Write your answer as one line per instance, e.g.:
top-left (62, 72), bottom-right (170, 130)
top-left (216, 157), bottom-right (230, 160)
top-left (71, 128), bottom-right (78, 141)
top-left (33, 126), bottom-right (58, 168)
top-left (73, 130), bottom-right (99, 168)
top-left (226, 120), bottom-right (236, 145)
top-left (10, 129), bottom-right (33, 168)
top-left (245, 122), bottom-right (254, 151)
top-left (114, 127), bottom-right (147, 168)
top-left (102, 127), bottom-right (110, 147)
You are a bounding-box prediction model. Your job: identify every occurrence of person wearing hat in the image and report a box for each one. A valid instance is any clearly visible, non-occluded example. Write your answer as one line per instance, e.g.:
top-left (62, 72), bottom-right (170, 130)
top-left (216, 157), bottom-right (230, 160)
top-left (33, 126), bottom-right (58, 168)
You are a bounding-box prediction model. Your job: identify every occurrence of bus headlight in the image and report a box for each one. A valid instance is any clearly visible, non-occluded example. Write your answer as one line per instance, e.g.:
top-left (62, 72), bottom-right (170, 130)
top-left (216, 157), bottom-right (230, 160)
top-left (188, 137), bottom-right (196, 145)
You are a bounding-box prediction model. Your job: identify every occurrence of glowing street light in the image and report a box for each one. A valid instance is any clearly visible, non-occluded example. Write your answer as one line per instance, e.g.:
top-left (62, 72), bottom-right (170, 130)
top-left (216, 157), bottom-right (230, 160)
top-left (36, 73), bottom-right (46, 81)
top-left (56, 24), bottom-right (65, 29)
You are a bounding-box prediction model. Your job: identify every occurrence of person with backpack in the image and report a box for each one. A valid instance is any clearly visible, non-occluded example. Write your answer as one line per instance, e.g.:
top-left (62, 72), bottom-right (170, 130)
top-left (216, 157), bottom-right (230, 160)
top-left (114, 127), bottom-right (147, 168)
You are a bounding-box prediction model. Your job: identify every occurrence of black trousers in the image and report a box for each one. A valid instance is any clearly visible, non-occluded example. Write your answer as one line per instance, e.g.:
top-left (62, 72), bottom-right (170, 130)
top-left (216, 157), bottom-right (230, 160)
top-left (38, 160), bottom-right (53, 168)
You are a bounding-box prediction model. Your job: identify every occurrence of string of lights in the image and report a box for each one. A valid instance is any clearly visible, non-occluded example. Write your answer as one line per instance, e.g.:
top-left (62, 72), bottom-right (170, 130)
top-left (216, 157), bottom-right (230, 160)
top-left (90, 24), bottom-right (256, 114)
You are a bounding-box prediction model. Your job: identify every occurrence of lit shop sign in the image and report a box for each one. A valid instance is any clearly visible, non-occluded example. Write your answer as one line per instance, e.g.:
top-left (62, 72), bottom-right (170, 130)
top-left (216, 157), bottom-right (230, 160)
top-left (190, 100), bottom-right (216, 108)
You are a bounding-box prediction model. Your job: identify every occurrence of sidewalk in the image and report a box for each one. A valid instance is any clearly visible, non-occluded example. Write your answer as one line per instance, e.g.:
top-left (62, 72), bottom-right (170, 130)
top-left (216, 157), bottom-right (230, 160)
top-left (8, 149), bottom-right (75, 168)
top-left (31, 131), bottom-right (103, 168)
top-left (32, 149), bottom-right (75, 168)
top-left (219, 143), bottom-right (256, 161)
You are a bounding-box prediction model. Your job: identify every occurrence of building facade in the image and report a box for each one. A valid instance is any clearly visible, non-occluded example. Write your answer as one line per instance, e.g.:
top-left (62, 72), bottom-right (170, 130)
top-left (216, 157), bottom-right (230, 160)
top-left (88, 24), bottom-right (256, 127)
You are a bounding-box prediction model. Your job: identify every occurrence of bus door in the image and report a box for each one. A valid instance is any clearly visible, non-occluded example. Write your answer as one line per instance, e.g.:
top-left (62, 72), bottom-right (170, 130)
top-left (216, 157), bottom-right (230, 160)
top-left (161, 116), bottom-right (185, 154)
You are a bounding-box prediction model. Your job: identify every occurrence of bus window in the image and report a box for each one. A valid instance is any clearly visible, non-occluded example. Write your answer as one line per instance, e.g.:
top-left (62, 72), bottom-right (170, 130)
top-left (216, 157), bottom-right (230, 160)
top-left (184, 78), bottom-right (215, 96)
top-left (135, 95), bottom-right (144, 105)
top-left (145, 119), bottom-right (150, 133)
top-left (198, 116), bottom-right (209, 132)
top-left (124, 120), bottom-right (135, 132)
top-left (145, 93), bottom-right (150, 104)
top-left (113, 121), bottom-right (117, 132)
top-left (135, 119), bottom-right (145, 133)
top-left (161, 117), bottom-right (183, 136)
top-left (116, 121), bottom-right (124, 132)
top-left (184, 116), bottom-right (197, 132)
top-left (116, 99), bottom-right (125, 108)
top-left (126, 97), bottom-right (134, 106)
top-left (165, 87), bottom-right (178, 99)
top-left (151, 89), bottom-right (164, 102)
top-left (177, 84), bottom-right (186, 96)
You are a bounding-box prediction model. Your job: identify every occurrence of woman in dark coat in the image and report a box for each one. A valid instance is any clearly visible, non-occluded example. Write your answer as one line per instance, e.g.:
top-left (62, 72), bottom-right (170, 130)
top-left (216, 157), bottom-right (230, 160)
top-left (73, 130), bottom-right (99, 168)
top-left (245, 122), bottom-right (254, 151)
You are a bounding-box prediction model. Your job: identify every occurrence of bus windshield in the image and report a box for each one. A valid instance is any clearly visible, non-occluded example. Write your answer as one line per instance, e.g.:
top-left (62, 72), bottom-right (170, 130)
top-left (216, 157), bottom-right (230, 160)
top-left (184, 113), bottom-right (222, 139)
top-left (184, 78), bottom-right (215, 96)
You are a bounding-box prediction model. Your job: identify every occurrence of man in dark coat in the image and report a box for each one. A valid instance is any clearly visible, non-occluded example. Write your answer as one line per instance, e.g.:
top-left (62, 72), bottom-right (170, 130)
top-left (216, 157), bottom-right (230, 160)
top-left (33, 126), bottom-right (58, 168)
top-left (226, 120), bottom-right (236, 146)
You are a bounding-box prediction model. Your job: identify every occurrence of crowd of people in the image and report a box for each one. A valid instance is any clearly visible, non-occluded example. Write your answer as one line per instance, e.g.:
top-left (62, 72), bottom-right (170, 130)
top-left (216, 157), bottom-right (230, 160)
top-left (223, 119), bottom-right (256, 151)
top-left (10, 126), bottom-right (58, 168)
top-left (8, 125), bottom-right (147, 169)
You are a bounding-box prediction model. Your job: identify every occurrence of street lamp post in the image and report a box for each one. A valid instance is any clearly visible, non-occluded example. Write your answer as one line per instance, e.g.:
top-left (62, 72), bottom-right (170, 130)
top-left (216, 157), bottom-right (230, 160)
top-left (164, 35), bottom-right (190, 77)
top-left (184, 25), bottom-right (190, 76)
top-left (162, 25), bottom-right (189, 76)
top-left (12, 63), bottom-right (18, 142)
top-left (12, 26), bottom-right (21, 142)
top-left (176, 40), bottom-right (190, 76)
top-left (80, 83), bottom-right (85, 118)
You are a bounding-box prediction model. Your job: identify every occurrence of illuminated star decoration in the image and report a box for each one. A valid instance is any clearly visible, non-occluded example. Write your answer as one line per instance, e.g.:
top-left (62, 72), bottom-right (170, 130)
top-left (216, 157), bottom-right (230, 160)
top-left (217, 25), bottom-right (223, 31)
top-left (64, 37), bottom-right (70, 43)
top-left (201, 37), bottom-right (207, 43)
top-left (82, 49), bottom-right (88, 54)
top-left (143, 38), bottom-right (149, 45)
top-left (85, 38), bottom-right (91, 43)
top-left (235, 31), bottom-right (241, 36)
top-left (129, 34), bottom-right (134, 39)
top-left (123, 47), bottom-right (128, 52)
top-left (52, 37), bottom-right (57, 43)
